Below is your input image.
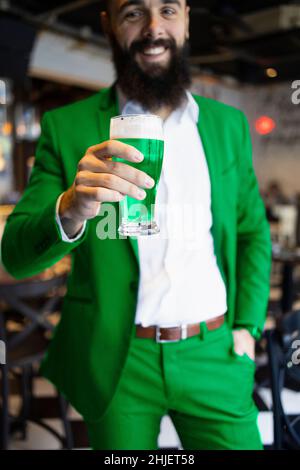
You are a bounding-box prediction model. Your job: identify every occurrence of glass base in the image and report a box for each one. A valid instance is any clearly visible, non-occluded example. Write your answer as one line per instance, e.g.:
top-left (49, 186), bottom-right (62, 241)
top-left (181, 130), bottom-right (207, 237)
top-left (118, 221), bottom-right (160, 237)
top-left (139, 221), bottom-right (160, 236)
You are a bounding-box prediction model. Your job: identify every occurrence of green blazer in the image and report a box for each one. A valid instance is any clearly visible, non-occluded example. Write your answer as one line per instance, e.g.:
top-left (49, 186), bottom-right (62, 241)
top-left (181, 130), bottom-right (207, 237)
top-left (1, 85), bottom-right (272, 422)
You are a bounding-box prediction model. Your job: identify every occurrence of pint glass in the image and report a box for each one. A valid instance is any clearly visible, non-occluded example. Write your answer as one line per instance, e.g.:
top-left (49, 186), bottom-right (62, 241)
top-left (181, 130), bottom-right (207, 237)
top-left (110, 114), bottom-right (164, 236)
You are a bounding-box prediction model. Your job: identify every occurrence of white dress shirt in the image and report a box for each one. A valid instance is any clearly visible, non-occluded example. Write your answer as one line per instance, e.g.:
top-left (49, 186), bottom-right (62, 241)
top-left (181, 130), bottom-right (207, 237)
top-left (56, 89), bottom-right (227, 327)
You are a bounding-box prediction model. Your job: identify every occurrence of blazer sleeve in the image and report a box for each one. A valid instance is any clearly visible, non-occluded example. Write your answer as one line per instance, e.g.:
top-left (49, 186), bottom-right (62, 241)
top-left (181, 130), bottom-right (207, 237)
top-left (233, 112), bottom-right (272, 336)
top-left (1, 111), bottom-right (88, 280)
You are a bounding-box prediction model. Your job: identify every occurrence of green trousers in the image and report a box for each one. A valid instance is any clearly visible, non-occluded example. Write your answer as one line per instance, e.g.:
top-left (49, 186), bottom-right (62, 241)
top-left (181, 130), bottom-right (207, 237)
top-left (85, 319), bottom-right (263, 450)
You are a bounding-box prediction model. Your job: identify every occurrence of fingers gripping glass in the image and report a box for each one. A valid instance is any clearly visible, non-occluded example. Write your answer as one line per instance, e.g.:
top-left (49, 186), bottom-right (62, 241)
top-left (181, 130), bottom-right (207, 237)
top-left (110, 114), bottom-right (164, 237)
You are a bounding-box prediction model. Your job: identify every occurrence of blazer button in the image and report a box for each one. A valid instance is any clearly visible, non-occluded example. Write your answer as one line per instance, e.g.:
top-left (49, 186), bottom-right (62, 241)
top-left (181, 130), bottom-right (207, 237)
top-left (130, 280), bottom-right (138, 292)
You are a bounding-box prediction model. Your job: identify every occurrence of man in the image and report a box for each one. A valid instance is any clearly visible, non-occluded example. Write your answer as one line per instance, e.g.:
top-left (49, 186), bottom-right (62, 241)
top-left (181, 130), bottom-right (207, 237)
top-left (1, 0), bottom-right (271, 450)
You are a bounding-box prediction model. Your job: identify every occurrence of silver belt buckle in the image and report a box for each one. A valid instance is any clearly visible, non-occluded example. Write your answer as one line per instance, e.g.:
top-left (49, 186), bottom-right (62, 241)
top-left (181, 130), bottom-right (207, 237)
top-left (155, 324), bottom-right (188, 343)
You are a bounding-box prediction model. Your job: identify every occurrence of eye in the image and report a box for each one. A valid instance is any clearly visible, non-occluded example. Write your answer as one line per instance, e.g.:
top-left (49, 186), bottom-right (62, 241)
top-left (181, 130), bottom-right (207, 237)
top-left (161, 7), bottom-right (176, 16)
top-left (124, 9), bottom-right (144, 20)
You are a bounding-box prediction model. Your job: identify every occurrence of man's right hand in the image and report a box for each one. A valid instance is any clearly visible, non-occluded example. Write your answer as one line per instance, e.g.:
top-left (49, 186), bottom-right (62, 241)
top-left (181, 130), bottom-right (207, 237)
top-left (58, 140), bottom-right (155, 238)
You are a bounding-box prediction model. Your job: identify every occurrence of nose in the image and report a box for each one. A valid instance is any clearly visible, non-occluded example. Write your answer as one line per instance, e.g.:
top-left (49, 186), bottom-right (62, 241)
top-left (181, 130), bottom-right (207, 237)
top-left (142, 13), bottom-right (164, 40)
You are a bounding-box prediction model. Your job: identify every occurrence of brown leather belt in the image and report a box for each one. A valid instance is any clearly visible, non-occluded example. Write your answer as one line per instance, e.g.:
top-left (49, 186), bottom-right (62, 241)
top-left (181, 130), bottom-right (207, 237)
top-left (135, 314), bottom-right (225, 343)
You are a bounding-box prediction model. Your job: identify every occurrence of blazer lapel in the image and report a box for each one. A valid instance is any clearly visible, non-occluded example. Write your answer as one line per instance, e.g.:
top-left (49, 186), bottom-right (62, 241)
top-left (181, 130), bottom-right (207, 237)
top-left (192, 94), bottom-right (224, 282)
top-left (96, 85), bottom-right (139, 266)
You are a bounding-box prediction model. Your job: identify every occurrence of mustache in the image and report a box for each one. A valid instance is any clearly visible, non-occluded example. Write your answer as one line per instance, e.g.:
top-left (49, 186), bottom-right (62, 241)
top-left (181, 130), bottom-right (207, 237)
top-left (129, 37), bottom-right (176, 55)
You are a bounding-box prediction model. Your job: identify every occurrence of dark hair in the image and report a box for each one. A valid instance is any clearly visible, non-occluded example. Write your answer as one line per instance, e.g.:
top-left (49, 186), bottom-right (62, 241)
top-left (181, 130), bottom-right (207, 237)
top-left (101, 0), bottom-right (109, 12)
top-left (101, 0), bottom-right (189, 13)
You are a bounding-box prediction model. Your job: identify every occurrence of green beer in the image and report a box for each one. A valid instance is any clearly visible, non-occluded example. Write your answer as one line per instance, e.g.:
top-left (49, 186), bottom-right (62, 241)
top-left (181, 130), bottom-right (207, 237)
top-left (110, 115), bottom-right (164, 236)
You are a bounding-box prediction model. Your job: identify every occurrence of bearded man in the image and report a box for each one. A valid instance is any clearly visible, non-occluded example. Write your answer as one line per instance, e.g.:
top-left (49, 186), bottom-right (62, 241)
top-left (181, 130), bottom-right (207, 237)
top-left (1, 0), bottom-right (271, 450)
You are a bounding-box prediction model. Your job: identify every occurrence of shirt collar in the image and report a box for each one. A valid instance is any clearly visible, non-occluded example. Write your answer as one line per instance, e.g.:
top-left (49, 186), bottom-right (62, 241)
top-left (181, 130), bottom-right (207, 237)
top-left (116, 85), bottom-right (199, 124)
top-left (175, 90), bottom-right (199, 124)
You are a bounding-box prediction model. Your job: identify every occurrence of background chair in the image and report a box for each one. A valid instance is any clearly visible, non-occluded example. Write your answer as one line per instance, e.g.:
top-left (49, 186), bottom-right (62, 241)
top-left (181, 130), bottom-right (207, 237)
top-left (0, 274), bottom-right (74, 450)
top-left (265, 309), bottom-right (300, 449)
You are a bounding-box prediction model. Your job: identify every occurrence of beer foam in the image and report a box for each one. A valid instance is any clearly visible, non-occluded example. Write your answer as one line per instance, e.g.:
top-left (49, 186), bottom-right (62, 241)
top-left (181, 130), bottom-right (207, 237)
top-left (110, 114), bottom-right (164, 140)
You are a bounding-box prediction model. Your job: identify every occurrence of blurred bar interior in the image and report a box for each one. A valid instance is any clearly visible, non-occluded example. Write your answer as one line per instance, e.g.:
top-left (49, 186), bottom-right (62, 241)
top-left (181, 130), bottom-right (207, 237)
top-left (0, 0), bottom-right (300, 450)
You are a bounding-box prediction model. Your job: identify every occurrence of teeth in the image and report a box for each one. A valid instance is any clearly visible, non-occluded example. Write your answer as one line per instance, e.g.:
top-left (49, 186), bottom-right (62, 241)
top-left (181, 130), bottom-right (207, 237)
top-left (143, 47), bottom-right (166, 56)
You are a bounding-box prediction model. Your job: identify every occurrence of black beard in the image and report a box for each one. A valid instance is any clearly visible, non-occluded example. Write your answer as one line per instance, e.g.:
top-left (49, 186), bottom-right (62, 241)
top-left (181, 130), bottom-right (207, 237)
top-left (109, 35), bottom-right (192, 112)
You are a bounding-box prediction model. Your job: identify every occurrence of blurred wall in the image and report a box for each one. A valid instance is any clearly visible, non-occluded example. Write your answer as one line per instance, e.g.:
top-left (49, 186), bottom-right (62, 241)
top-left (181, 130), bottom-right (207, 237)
top-left (191, 77), bottom-right (300, 197)
top-left (241, 82), bottom-right (300, 198)
top-left (29, 30), bottom-right (114, 90)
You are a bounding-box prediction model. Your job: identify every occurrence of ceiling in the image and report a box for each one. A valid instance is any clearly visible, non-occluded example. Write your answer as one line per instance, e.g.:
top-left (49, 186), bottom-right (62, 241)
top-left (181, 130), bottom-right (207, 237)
top-left (1, 0), bottom-right (300, 84)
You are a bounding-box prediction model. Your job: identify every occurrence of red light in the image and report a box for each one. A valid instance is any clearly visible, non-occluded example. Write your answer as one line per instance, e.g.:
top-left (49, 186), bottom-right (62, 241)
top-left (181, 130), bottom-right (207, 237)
top-left (255, 116), bottom-right (276, 135)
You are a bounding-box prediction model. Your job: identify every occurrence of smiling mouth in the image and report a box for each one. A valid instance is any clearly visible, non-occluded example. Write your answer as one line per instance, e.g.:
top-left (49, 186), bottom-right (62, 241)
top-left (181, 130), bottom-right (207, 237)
top-left (142, 46), bottom-right (167, 55)
top-left (138, 46), bottom-right (169, 58)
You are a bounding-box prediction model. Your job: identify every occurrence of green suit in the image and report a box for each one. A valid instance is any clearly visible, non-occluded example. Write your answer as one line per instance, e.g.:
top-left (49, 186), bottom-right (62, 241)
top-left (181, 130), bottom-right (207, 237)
top-left (1, 85), bottom-right (271, 429)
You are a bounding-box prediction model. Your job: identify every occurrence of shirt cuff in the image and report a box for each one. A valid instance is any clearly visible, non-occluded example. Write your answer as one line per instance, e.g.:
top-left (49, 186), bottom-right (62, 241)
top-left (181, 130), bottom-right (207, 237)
top-left (55, 193), bottom-right (86, 243)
